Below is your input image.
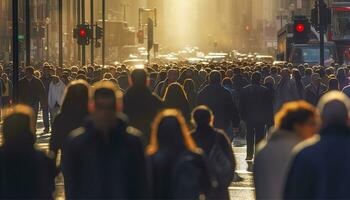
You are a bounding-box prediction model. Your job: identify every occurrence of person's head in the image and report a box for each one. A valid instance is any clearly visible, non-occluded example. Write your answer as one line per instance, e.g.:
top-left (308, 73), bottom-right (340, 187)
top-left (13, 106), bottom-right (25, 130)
top-left (292, 68), bottom-right (302, 81)
top-left (311, 73), bottom-right (321, 87)
top-left (328, 78), bottom-right (339, 91)
top-left (52, 75), bottom-right (60, 84)
top-left (192, 105), bottom-right (214, 128)
top-left (222, 77), bottom-right (233, 87)
top-left (305, 68), bottom-right (313, 76)
top-left (275, 101), bottom-right (319, 139)
top-left (264, 76), bottom-right (275, 87)
top-left (280, 68), bottom-right (290, 79)
top-left (225, 69), bottom-right (234, 78)
top-left (130, 68), bottom-right (148, 87)
top-left (251, 72), bottom-right (262, 84)
top-left (25, 67), bottom-right (35, 80)
top-left (147, 109), bottom-right (198, 155)
top-left (90, 81), bottom-right (122, 130)
top-left (43, 63), bottom-right (50, 76)
top-left (167, 69), bottom-right (179, 83)
top-left (270, 66), bottom-right (278, 75)
top-left (163, 82), bottom-right (188, 102)
top-left (183, 79), bottom-right (196, 93)
top-left (209, 70), bottom-right (222, 85)
top-left (318, 91), bottom-right (350, 127)
top-left (2, 105), bottom-right (36, 149)
top-left (61, 80), bottom-right (89, 117)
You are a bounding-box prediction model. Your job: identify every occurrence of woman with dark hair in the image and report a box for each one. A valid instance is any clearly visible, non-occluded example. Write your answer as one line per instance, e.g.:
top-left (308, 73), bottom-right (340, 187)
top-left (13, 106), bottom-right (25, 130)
top-left (254, 101), bottom-right (319, 200)
top-left (183, 79), bottom-right (197, 110)
top-left (49, 80), bottom-right (90, 160)
top-left (191, 106), bottom-right (235, 200)
top-left (147, 109), bottom-right (212, 199)
top-left (163, 83), bottom-right (191, 122)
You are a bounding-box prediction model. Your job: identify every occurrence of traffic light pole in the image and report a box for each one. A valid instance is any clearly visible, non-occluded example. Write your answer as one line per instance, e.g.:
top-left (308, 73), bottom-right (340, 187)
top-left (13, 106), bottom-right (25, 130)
top-left (12, 0), bottom-right (19, 103)
top-left (82, 0), bottom-right (86, 66)
top-left (77, 0), bottom-right (81, 63)
top-left (59, 0), bottom-right (63, 68)
top-left (90, 0), bottom-right (94, 65)
top-left (25, 0), bottom-right (30, 66)
top-left (319, 0), bottom-right (325, 67)
top-left (102, 0), bottom-right (105, 67)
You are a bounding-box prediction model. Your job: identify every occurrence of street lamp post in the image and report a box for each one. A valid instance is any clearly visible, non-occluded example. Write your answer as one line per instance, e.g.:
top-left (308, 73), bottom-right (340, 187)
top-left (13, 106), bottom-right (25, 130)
top-left (58, 0), bottom-right (63, 68)
top-left (12, 0), bottom-right (19, 103)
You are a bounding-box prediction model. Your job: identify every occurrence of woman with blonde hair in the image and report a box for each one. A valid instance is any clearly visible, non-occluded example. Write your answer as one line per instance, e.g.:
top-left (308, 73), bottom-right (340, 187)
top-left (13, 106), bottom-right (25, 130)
top-left (147, 109), bottom-right (212, 199)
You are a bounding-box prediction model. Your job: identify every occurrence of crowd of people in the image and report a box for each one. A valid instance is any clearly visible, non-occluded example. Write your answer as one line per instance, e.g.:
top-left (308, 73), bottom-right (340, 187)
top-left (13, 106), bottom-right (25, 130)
top-left (0, 60), bottom-right (350, 199)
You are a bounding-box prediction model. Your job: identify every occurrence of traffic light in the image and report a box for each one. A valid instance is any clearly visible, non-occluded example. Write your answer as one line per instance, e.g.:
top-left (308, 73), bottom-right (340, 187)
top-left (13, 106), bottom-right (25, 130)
top-left (95, 26), bottom-right (103, 40)
top-left (73, 24), bottom-right (91, 45)
top-left (293, 16), bottom-right (310, 44)
top-left (137, 30), bottom-right (144, 44)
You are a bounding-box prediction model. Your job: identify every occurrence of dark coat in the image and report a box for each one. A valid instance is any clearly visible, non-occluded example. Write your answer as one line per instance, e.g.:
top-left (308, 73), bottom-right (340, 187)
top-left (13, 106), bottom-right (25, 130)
top-left (123, 85), bottom-right (163, 143)
top-left (304, 83), bottom-right (327, 106)
top-left (284, 125), bottom-right (350, 199)
top-left (149, 150), bottom-right (212, 200)
top-left (18, 77), bottom-right (46, 107)
top-left (192, 127), bottom-right (236, 200)
top-left (63, 115), bottom-right (148, 199)
top-left (197, 84), bottom-right (240, 129)
top-left (0, 143), bottom-right (57, 199)
top-left (239, 83), bottom-right (273, 125)
top-left (49, 112), bottom-right (87, 158)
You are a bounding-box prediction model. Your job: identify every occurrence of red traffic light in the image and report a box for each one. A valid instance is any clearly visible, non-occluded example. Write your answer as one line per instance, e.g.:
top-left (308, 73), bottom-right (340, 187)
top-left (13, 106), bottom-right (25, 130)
top-left (295, 23), bottom-right (305, 33)
top-left (79, 28), bottom-right (87, 37)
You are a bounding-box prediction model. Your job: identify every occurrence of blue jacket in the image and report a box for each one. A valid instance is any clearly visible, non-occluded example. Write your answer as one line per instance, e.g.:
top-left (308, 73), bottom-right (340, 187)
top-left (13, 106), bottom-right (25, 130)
top-left (284, 124), bottom-right (350, 199)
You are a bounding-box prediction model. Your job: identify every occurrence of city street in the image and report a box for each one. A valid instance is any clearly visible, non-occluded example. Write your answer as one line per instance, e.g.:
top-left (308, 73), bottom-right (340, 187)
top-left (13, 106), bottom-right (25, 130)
top-left (31, 112), bottom-right (255, 200)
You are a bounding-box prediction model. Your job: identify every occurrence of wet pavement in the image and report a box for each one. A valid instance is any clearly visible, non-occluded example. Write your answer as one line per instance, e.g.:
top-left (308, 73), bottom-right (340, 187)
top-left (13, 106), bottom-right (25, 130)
top-left (3, 113), bottom-right (256, 200)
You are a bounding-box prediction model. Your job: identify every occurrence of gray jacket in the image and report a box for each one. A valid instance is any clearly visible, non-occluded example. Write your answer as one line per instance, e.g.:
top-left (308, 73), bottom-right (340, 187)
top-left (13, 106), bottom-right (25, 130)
top-left (254, 129), bottom-right (301, 200)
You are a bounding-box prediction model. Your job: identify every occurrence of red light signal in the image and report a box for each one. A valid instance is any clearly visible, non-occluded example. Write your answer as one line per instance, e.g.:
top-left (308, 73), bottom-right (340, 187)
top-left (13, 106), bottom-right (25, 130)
top-left (79, 28), bottom-right (87, 37)
top-left (295, 23), bottom-right (305, 33)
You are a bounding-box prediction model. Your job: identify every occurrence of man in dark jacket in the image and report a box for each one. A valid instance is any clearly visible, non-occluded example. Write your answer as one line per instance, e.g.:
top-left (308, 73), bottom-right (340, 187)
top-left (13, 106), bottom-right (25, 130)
top-left (63, 82), bottom-right (148, 199)
top-left (123, 69), bottom-right (163, 144)
top-left (239, 72), bottom-right (272, 160)
top-left (0, 105), bottom-right (57, 199)
top-left (41, 64), bottom-right (52, 133)
top-left (285, 91), bottom-right (350, 199)
top-left (304, 73), bottom-right (327, 106)
top-left (18, 67), bottom-right (46, 129)
top-left (197, 70), bottom-right (240, 134)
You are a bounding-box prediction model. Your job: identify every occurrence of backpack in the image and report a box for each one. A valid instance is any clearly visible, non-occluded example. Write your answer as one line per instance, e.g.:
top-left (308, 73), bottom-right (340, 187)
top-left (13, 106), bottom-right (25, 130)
top-left (208, 133), bottom-right (233, 188)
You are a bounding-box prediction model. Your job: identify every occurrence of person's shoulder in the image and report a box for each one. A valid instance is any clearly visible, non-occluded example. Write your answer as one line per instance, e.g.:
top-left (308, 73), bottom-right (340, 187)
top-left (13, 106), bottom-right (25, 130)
top-left (291, 135), bottom-right (321, 161)
top-left (214, 128), bottom-right (230, 144)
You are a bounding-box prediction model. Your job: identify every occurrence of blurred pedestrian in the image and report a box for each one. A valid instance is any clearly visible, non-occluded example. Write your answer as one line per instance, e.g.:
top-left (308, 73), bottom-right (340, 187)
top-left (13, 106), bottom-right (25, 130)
top-left (0, 105), bottom-right (57, 199)
top-left (197, 70), bottom-right (240, 136)
top-left (147, 109), bottom-right (212, 199)
top-left (191, 106), bottom-right (235, 200)
top-left (183, 78), bottom-right (197, 110)
top-left (154, 69), bottom-right (179, 98)
top-left (254, 101), bottom-right (319, 200)
top-left (48, 75), bottom-right (66, 121)
top-left (18, 67), bottom-right (47, 130)
top-left (41, 64), bottom-right (53, 133)
top-left (275, 68), bottom-right (300, 112)
top-left (49, 80), bottom-right (89, 162)
top-left (123, 69), bottom-right (163, 144)
top-left (304, 73), bottom-right (327, 106)
top-left (239, 72), bottom-right (273, 160)
top-left (64, 81), bottom-right (148, 199)
top-left (285, 91), bottom-right (350, 199)
top-left (163, 82), bottom-right (191, 123)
